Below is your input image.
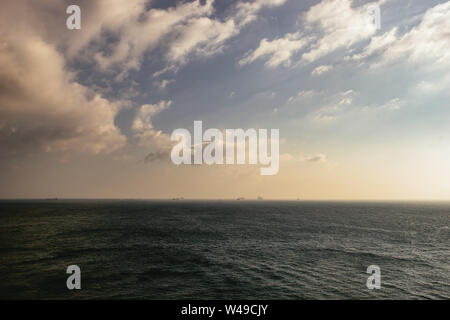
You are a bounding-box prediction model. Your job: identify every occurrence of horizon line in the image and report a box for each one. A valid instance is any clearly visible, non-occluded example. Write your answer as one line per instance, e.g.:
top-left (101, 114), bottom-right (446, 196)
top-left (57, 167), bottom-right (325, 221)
top-left (1, 198), bottom-right (450, 202)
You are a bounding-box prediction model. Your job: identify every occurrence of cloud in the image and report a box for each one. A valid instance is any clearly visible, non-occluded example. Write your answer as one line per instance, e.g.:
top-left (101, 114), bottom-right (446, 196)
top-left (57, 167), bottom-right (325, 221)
top-left (379, 98), bottom-right (404, 111)
top-left (235, 0), bottom-right (288, 26)
top-left (132, 101), bottom-right (172, 132)
top-left (3, 0), bottom-right (291, 162)
top-left (300, 154), bottom-right (327, 163)
top-left (0, 0), bottom-right (291, 165)
top-left (311, 92), bottom-right (404, 124)
top-left (311, 90), bottom-right (356, 121)
top-left (90, 0), bottom-right (217, 74)
top-left (168, 17), bottom-right (237, 63)
top-left (287, 90), bottom-right (316, 103)
top-left (347, 27), bottom-right (398, 62)
top-left (241, 0), bottom-right (385, 68)
top-left (153, 79), bottom-right (175, 90)
top-left (311, 65), bottom-right (333, 76)
top-left (414, 74), bottom-right (450, 96)
top-left (301, 0), bottom-right (383, 62)
top-left (167, 0), bottom-right (289, 64)
top-left (144, 151), bottom-right (170, 163)
top-left (5, 0), bottom-right (222, 76)
top-left (239, 32), bottom-right (310, 67)
top-left (350, 1), bottom-right (450, 68)
top-left (58, 0), bottom-right (287, 76)
top-left (0, 34), bottom-right (126, 158)
top-left (165, 0), bottom-right (288, 65)
top-left (153, 65), bottom-right (179, 79)
top-left (132, 101), bottom-right (173, 155)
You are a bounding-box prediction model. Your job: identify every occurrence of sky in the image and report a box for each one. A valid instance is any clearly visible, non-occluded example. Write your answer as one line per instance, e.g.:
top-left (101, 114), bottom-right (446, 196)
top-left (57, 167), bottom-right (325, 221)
top-left (1, 0), bottom-right (450, 200)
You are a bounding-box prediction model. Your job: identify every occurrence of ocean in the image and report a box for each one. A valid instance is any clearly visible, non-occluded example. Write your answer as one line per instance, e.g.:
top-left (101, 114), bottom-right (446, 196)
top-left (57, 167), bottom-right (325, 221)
top-left (0, 200), bottom-right (448, 299)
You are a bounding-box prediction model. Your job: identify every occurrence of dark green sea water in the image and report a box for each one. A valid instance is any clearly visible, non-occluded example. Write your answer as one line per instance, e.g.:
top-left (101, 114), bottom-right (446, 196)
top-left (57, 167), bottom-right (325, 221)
top-left (0, 200), bottom-right (448, 299)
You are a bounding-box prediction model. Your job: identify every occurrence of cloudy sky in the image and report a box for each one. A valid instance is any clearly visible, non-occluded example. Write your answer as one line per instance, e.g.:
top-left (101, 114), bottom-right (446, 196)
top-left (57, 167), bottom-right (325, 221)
top-left (1, 0), bottom-right (450, 200)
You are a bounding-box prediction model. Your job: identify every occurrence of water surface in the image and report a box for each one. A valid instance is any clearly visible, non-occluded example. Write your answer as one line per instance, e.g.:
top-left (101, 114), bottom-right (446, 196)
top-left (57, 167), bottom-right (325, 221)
top-left (0, 200), bottom-right (448, 299)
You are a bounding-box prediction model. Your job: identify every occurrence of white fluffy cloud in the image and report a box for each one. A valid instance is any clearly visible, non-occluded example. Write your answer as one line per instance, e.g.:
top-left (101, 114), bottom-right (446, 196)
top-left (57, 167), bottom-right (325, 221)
top-left (311, 65), bottom-right (333, 76)
top-left (60, 0), bottom-right (288, 76)
top-left (168, 17), bottom-right (237, 63)
top-left (301, 0), bottom-right (383, 62)
top-left (132, 101), bottom-right (172, 132)
top-left (287, 90), bottom-right (316, 103)
top-left (241, 0), bottom-right (386, 68)
top-left (91, 0), bottom-right (217, 72)
top-left (3, 0), bottom-right (288, 80)
top-left (235, 0), bottom-right (287, 26)
top-left (132, 101), bottom-right (173, 153)
top-left (0, 34), bottom-right (126, 157)
top-left (240, 32), bottom-right (310, 67)
top-left (351, 1), bottom-right (450, 68)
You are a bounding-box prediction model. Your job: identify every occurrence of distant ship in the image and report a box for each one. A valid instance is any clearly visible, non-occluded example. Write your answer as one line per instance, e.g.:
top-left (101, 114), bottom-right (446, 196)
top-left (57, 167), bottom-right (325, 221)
top-left (236, 197), bottom-right (245, 201)
top-left (257, 196), bottom-right (263, 200)
top-left (172, 197), bottom-right (184, 201)
top-left (44, 198), bottom-right (58, 201)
